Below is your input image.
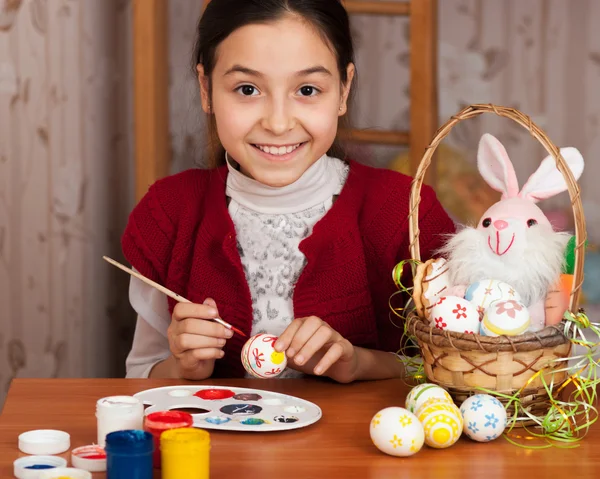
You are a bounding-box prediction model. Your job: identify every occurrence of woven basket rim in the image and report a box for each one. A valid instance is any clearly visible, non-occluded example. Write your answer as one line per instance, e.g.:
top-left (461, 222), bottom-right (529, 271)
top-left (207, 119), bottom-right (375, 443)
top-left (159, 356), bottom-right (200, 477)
top-left (406, 311), bottom-right (570, 352)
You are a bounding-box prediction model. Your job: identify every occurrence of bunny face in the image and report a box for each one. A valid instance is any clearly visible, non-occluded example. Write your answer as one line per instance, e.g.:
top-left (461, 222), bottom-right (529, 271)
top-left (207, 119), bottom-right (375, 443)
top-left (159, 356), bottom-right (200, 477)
top-left (477, 197), bottom-right (550, 258)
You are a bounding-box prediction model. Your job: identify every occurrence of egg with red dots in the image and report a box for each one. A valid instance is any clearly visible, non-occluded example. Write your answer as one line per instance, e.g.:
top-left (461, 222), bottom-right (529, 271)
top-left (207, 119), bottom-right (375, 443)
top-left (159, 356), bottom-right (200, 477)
top-left (241, 334), bottom-right (287, 378)
top-left (429, 296), bottom-right (481, 334)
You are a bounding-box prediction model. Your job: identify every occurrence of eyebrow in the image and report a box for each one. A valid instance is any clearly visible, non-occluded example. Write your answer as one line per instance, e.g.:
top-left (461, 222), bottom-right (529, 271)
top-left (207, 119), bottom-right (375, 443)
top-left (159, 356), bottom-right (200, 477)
top-left (223, 65), bottom-right (332, 77)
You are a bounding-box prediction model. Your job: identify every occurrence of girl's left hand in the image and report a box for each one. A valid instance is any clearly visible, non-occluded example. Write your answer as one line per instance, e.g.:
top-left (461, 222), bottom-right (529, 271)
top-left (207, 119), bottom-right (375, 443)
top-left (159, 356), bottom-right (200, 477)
top-left (274, 316), bottom-right (358, 383)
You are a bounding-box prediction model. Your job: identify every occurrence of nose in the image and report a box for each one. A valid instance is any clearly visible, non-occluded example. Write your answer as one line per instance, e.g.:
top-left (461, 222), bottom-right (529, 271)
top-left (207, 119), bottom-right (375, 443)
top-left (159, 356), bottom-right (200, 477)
top-left (493, 220), bottom-right (509, 230)
top-left (261, 96), bottom-right (295, 135)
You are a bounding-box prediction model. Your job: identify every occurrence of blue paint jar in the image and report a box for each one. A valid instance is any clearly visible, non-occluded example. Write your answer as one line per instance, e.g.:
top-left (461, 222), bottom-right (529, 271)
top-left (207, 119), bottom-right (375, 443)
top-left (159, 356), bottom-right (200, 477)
top-left (105, 430), bottom-right (153, 479)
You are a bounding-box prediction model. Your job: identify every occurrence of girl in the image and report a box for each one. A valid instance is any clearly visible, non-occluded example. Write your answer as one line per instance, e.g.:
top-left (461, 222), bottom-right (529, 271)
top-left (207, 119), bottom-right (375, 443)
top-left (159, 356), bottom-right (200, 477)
top-left (123, 0), bottom-right (455, 382)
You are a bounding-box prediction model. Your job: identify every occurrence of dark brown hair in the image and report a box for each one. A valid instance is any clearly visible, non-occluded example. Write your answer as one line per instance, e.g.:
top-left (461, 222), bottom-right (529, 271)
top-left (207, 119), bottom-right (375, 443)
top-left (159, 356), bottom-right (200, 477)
top-left (192, 0), bottom-right (356, 167)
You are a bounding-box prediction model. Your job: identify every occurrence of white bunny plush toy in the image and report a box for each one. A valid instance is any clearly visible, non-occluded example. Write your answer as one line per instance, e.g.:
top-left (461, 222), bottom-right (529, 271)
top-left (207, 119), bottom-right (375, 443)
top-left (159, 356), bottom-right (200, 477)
top-left (438, 133), bottom-right (584, 332)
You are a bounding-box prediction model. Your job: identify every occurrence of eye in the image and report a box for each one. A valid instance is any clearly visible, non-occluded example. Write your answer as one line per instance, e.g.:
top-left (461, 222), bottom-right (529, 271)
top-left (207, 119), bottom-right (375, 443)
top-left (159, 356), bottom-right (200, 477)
top-left (236, 85), bottom-right (259, 96)
top-left (482, 218), bottom-right (492, 228)
top-left (297, 85), bottom-right (319, 97)
top-left (527, 219), bottom-right (538, 227)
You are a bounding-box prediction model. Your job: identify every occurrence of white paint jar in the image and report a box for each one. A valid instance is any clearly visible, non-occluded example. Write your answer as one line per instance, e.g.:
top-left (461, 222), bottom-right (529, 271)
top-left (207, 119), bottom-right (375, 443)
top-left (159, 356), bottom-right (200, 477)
top-left (96, 396), bottom-right (144, 448)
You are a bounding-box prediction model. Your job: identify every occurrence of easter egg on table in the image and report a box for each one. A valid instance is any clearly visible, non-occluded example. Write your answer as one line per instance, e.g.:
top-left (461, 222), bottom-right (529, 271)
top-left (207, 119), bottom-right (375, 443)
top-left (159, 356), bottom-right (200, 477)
top-left (405, 383), bottom-right (453, 414)
top-left (480, 300), bottom-right (531, 336)
top-left (416, 398), bottom-right (463, 449)
top-left (241, 334), bottom-right (287, 378)
top-left (465, 279), bottom-right (522, 318)
top-left (460, 394), bottom-right (507, 442)
top-left (429, 296), bottom-right (481, 334)
top-left (369, 407), bottom-right (424, 457)
top-left (411, 258), bottom-right (451, 320)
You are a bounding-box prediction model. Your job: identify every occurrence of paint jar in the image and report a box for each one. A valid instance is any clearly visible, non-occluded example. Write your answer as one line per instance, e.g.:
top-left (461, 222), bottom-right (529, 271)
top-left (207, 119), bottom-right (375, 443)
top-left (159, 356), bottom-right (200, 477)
top-left (161, 427), bottom-right (210, 479)
top-left (144, 410), bottom-right (194, 468)
top-left (105, 430), bottom-right (153, 479)
top-left (96, 395), bottom-right (144, 448)
top-left (38, 467), bottom-right (92, 479)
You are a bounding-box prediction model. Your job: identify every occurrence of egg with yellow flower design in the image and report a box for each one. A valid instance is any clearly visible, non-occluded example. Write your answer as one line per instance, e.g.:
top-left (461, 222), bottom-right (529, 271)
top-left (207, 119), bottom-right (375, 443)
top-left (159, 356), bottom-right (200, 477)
top-left (416, 398), bottom-right (463, 448)
top-left (369, 407), bottom-right (424, 457)
top-left (241, 334), bottom-right (287, 378)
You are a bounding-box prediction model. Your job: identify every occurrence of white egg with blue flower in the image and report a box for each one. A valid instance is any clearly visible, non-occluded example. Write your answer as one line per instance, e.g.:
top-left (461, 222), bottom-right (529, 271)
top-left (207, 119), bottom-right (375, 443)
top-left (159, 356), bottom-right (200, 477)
top-left (460, 394), bottom-right (507, 442)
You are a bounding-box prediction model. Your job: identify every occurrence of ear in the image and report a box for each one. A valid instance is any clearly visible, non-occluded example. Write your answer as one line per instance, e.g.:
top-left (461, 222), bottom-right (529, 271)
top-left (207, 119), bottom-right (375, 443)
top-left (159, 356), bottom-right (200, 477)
top-left (338, 63), bottom-right (355, 116)
top-left (477, 133), bottom-right (520, 199)
top-left (196, 64), bottom-right (211, 113)
top-left (518, 147), bottom-right (584, 202)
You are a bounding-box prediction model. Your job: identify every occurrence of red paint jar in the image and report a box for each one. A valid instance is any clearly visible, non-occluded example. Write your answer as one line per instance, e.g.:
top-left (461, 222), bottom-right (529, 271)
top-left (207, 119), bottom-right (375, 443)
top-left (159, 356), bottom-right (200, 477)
top-left (144, 411), bottom-right (194, 468)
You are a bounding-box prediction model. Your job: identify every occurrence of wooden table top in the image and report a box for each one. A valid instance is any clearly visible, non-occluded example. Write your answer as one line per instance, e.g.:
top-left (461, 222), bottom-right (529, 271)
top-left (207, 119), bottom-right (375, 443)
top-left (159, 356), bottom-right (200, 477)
top-left (0, 378), bottom-right (597, 478)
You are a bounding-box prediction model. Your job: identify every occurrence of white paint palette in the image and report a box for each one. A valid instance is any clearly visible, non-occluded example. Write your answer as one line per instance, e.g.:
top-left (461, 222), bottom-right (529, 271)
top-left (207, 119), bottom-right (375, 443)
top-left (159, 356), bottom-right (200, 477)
top-left (134, 385), bottom-right (322, 432)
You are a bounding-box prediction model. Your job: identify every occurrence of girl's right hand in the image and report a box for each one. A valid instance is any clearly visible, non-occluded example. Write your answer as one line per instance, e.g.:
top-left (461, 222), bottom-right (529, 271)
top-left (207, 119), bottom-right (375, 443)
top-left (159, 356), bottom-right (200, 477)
top-left (167, 298), bottom-right (233, 380)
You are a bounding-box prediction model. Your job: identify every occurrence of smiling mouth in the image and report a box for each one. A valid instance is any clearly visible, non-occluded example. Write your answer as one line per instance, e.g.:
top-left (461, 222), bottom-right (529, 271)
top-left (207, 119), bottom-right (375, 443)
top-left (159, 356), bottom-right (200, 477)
top-left (252, 142), bottom-right (306, 156)
top-left (488, 232), bottom-right (515, 256)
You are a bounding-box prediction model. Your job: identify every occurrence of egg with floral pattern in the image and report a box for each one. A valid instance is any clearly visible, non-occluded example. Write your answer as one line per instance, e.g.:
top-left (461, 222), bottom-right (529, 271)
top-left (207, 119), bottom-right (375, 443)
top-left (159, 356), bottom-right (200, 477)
top-left (369, 407), bottom-right (424, 457)
top-left (405, 383), bottom-right (453, 414)
top-left (481, 299), bottom-right (531, 336)
top-left (465, 279), bottom-right (522, 318)
top-left (241, 334), bottom-right (287, 378)
top-left (460, 394), bottom-right (507, 442)
top-left (416, 398), bottom-right (463, 448)
top-left (429, 296), bottom-right (481, 334)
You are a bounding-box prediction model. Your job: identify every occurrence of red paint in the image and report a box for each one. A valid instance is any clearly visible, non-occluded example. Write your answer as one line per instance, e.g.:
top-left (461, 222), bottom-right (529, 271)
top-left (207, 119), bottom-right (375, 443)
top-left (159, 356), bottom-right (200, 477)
top-left (72, 445), bottom-right (107, 460)
top-left (194, 388), bottom-right (235, 400)
top-left (82, 453), bottom-right (106, 459)
top-left (230, 325), bottom-right (246, 337)
top-left (144, 411), bottom-right (193, 468)
top-left (488, 233), bottom-right (515, 256)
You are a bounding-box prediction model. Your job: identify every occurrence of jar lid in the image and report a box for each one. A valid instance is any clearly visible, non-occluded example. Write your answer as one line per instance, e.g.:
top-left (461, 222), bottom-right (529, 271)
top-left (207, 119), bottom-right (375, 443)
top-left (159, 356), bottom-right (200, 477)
top-left (96, 395), bottom-right (142, 412)
top-left (71, 445), bottom-right (107, 472)
top-left (18, 429), bottom-right (70, 455)
top-left (105, 430), bottom-right (154, 455)
top-left (13, 456), bottom-right (68, 479)
top-left (38, 467), bottom-right (92, 479)
top-left (160, 427), bottom-right (210, 453)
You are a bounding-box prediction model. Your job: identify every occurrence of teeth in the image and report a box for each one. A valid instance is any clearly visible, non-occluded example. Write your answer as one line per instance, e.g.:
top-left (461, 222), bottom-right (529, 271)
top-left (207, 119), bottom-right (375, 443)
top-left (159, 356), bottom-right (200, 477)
top-left (256, 143), bottom-right (301, 155)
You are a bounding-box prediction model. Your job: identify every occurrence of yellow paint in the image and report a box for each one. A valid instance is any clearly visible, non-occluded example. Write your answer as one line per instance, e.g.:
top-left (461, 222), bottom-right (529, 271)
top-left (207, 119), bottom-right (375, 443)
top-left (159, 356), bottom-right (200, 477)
top-left (161, 428), bottom-right (210, 479)
top-left (433, 427), bottom-right (450, 444)
top-left (270, 351), bottom-right (285, 365)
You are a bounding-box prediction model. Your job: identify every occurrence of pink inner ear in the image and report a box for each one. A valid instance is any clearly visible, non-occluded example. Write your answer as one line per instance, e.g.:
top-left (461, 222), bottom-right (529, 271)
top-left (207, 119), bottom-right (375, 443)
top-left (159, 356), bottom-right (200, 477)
top-left (479, 134), bottom-right (520, 199)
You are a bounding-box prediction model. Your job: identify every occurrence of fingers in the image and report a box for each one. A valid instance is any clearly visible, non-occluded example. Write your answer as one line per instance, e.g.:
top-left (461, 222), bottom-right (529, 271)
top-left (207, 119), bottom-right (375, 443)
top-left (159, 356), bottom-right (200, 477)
top-left (173, 317), bottom-right (233, 339)
top-left (177, 348), bottom-right (225, 370)
top-left (292, 323), bottom-right (335, 366)
top-left (171, 332), bottom-right (227, 355)
top-left (172, 301), bottom-right (219, 321)
top-left (313, 342), bottom-right (347, 376)
top-left (274, 318), bottom-right (305, 356)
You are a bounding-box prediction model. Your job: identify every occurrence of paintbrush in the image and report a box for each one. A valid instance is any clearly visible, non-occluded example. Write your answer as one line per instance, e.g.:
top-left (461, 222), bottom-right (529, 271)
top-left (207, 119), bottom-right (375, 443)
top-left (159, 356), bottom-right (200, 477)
top-left (103, 256), bottom-right (246, 337)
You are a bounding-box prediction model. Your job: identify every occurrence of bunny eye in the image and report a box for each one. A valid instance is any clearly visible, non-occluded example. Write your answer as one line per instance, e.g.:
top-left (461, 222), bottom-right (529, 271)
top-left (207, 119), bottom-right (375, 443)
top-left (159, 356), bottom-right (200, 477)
top-left (527, 219), bottom-right (538, 227)
top-left (482, 218), bottom-right (492, 228)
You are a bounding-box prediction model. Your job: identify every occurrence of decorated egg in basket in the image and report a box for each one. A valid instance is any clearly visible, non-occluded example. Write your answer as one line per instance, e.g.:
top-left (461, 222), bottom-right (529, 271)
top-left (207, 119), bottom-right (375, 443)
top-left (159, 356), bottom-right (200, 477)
top-left (464, 279), bottom-right (522, 318)
top-left (241, 334), bottom-right (287, 378)
top-left (480, 300), bottom-right (531, 336)
top-left (369, 407), bottom-right (425, 457)
top-left (429, 296), bottom-right (481, 334)
top-left (460, 394), bottom-right (507, 442)
top-left (405, 383), bottom-right (453, 414)
top-left (410, 258), bottom-right (451, 319)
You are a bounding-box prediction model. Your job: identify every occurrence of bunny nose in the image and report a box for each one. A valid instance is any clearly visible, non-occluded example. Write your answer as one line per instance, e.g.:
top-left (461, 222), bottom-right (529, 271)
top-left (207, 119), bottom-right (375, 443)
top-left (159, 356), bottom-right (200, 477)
top-left (494, 220), bottom-right (509, 230)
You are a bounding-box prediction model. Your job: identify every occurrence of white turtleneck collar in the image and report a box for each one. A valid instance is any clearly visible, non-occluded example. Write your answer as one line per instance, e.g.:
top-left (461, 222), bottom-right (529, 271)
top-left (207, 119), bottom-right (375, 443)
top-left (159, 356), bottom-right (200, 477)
top-left (225, 153), bottom-right (347, 215)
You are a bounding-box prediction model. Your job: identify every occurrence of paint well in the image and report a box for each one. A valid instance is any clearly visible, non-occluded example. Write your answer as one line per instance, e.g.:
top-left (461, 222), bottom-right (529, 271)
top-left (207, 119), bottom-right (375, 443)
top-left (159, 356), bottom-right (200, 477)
top-left (168, 389), bottom-right (193, 398)
top-left (205, 416), bottom-right (231, 425)
top-left (273, 415), bottom-right (299, 423)
top-left (220, 404), bottom-right (263, 416)
top-left (194, 389), bottom-right (235, 400)
top-left (284, 405), bottom-right (305, 413)
top-left (168, 406), bottom-right (210, 415)
top-left (261, 398), bottom-right (284, 406)
top-left (233, 393), bottom-right (262, 401)
top-left (241, 418), bottom-right (266, 425)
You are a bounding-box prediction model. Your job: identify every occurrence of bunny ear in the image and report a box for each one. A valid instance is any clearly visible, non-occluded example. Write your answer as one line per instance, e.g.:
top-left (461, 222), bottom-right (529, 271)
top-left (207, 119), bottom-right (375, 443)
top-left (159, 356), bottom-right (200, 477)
top-left (477, 133), bottom-right (520, 199)
top-left (518, 147), bottom-right (584, 203)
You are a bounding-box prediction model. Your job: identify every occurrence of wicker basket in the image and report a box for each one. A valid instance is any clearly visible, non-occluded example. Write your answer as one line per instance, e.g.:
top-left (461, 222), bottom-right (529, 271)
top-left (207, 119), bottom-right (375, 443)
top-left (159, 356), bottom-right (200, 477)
top-left (405, 104), bottom-right (587, 423)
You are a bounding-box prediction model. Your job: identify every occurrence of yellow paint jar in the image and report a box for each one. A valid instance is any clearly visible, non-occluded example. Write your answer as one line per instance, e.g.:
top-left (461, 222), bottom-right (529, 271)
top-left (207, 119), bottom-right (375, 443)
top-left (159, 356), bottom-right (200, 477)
top-left (160, 427), bottom-right (210, 479)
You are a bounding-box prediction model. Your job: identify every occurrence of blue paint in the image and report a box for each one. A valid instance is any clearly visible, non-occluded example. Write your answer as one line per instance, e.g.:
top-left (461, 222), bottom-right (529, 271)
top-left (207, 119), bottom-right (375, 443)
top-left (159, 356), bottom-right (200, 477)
top-left (105, 430), bottom-right (153, 479)
top-left (25, 464), bottom-right (55, 469)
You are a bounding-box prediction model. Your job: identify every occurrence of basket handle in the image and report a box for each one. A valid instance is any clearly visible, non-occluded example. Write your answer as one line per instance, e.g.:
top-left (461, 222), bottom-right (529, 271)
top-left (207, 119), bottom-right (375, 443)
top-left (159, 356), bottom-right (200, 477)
top-left (408, 104), bottom-right (587, 313)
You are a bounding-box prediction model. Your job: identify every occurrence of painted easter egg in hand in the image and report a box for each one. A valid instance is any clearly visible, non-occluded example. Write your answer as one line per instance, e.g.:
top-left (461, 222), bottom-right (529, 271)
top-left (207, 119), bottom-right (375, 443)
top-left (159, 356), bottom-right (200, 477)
top-left (405, 383), bottom-right (453, 414)
top-left (429, 296), bottom-right (481, 334)
top-left (369, 407), bottom-right (424, 457)
top-left (410, 258), bottom-right (451, 320)
top-left (460, 394), bottom-right (507, 442)
top-left (481, 300), bottom-right (531, 336)
top-left (416, 398), bottom-right (463, 449)
top-left (465, 279), bottom-right (522, 318)
top-left (241, 334), bottom-right (287, 378)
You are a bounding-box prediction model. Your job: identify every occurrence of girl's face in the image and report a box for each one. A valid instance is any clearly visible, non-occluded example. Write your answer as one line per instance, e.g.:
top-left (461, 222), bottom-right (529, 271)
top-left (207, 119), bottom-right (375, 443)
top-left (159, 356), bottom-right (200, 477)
top-left (198, 15), bottom-right (354, 187)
